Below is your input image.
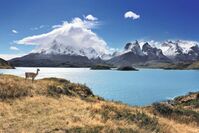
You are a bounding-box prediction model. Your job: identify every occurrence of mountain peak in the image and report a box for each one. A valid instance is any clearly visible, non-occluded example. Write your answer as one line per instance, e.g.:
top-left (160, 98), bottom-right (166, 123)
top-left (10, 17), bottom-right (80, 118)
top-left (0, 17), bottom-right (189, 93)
top-left (124, 43), bottom-right (133, 50)
top-left (142, 42), bottom-right (151, 49)
top-left (124, 40), bottom-right (140, 48)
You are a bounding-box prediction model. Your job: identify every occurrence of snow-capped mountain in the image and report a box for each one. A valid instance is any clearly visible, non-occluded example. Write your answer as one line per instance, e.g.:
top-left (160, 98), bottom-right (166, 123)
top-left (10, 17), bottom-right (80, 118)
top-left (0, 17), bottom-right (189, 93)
top-left (108, 40), bottom-right (199, 66)
top-left (158, 40), bottom-right (199, 61)
top-left (9, 38), bottom-right (199, 67)
top-left (123, 41), bottom-right (145, 56)
top-left (115, 40), bottom-right (169, 60)
top-left (108, 41), bottom-right (169, 66)
top-left (32, 40), bottom-right (112, 60)
top-left (9, 39), bottom-right (111, 67)
top-left (142, 42), bottom-right (169, 61)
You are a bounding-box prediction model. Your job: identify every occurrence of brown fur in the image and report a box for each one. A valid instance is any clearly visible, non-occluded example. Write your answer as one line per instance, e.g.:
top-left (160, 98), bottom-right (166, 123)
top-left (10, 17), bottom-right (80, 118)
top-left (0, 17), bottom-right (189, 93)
top-left (25, 69), bottom-right (40, 82)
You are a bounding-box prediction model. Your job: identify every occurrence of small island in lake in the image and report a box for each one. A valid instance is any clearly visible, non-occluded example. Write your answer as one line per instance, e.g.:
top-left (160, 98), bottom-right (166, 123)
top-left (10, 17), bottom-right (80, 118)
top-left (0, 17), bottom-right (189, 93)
top-left (90, 64), bottom-right (112, 70)
top-left (117, 66), bottom-right (138, 71)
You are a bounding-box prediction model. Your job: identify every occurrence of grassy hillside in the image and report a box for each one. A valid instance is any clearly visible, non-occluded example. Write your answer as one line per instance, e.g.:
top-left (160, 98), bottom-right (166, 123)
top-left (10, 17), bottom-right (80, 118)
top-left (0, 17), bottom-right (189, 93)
top-left (0, 75), bottom-right (198, 133)
top-left (0, 58), bottom-right (14, 69)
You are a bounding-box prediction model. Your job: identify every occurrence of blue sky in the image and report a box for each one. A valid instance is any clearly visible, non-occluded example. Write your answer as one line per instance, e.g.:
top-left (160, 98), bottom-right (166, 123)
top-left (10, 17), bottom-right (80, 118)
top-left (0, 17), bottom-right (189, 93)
top-left (1, 0), bottom-right (199, 59)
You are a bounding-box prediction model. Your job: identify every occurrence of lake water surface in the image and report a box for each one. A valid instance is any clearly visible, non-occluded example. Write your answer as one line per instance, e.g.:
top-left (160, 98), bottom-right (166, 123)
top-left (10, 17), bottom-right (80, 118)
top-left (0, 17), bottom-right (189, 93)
top-left (0, 67), bottom-right (199, 106)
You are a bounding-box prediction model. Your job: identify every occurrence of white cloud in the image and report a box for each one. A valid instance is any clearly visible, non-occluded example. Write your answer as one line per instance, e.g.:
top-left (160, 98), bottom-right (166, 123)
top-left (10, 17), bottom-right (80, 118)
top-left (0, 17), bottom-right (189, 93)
top-left (10, 46), bottom-right (19, 51)
top-left (31, 25), bottom-right (49, 31)
top-left (85, 14), bottom-right (98, 21)
top-left (51, 24), bottom-right (62, 29)
top-left (124, 11), bottom-right (140, 20)
top-left (16, 17), bottom-right (111, 58)
top-left (12, 29), bottom-right (18, 34)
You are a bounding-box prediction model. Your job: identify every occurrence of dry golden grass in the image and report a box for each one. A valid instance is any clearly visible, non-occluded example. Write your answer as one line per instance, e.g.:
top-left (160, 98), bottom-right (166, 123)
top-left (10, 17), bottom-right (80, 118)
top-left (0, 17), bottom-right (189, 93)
top-left (0, 75), bottom-right (94, 99)
top-left (0, 96), bottom-right (142, 132)
top-left (0, 74), bottom-right (198, 133)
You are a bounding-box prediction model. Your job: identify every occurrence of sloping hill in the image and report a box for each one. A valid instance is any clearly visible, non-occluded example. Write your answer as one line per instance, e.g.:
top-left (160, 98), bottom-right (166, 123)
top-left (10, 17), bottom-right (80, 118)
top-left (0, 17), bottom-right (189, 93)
top-left (0, 58), bottom-right (14, 69)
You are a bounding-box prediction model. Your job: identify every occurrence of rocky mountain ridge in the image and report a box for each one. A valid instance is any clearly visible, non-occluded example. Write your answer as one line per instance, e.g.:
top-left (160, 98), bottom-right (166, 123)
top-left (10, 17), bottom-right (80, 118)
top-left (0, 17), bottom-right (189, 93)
top-left (9, 40), bottom-right (199, 68)
top-left (108, 40), bottom-right (199, 67)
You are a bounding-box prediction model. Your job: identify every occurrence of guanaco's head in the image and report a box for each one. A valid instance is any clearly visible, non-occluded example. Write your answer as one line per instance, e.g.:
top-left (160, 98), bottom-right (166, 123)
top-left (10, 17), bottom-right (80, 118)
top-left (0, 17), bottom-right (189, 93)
top-left (37, 69), bottom-right (40, 72)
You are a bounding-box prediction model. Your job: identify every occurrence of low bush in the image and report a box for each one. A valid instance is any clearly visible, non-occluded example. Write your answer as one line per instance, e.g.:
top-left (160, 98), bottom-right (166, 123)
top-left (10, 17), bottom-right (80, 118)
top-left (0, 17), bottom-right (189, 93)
top-left (94, 104), bottom-right (160, 132)
top-left (49, 126), bottom-right (140, 133)
top-left (153, 103), bottom-right (173, 116)
top-left (153, 102), bottom-right (199, 125)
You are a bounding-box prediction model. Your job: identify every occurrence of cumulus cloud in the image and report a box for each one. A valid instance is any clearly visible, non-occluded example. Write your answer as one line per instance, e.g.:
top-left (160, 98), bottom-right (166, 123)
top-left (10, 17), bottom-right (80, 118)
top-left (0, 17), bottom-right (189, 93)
top-left (16, 17), bottom-right (111, 58)
top-left (124, 11), bottom-right (140, 20)
top-left (12, 29), bottom-right (18, 34)
top-left (10, 46), bottom-right (19, 51)
top-left (85, 14), bottom-right (98, 21)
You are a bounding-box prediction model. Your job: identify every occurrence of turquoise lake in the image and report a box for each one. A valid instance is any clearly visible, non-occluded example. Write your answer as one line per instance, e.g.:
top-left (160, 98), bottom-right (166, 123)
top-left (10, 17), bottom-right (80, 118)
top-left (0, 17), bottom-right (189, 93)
top-left (0, 67), bottom-right (199, 106)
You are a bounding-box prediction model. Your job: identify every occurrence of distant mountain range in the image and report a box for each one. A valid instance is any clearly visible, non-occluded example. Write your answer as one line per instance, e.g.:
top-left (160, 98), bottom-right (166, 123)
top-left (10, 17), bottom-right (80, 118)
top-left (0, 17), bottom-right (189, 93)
top-left (9, 40), bottom-right (199, 69)
top-left (108, 40), bottom-right (199, 68)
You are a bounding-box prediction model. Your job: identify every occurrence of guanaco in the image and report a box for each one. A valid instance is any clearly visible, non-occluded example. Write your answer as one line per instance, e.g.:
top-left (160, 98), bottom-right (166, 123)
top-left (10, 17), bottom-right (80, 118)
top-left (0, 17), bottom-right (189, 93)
top-left (25, 69), bottom-right (40, 82)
